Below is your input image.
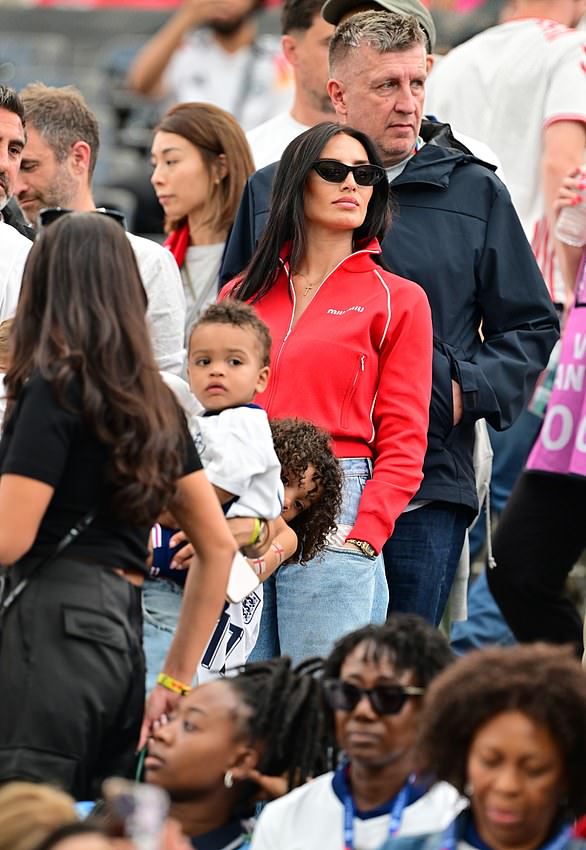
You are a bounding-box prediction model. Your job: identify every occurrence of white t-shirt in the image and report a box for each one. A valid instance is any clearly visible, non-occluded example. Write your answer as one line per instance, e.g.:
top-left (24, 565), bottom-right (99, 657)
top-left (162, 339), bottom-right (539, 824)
top-left (181, 242), bottom-right (225, 343)
top-left (425, 19), bottom-right (586, 301)
top-left (126, 232), bottom-right (186, 375)
top-left (251, 772), bottom-right (464, 850)
top-left (163, 29), bottom-right (293, 131)
top-left (0, 221), bottom-right (30, 322)
top-left (192, 406), bottom-right (284, 520)
top-left (246, 112), bottom-right (310, 170)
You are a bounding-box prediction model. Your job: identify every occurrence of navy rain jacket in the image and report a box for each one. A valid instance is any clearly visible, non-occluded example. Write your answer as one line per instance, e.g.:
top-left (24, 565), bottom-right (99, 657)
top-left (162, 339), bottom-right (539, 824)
top-left (220, 120), bottom-right (560, 515)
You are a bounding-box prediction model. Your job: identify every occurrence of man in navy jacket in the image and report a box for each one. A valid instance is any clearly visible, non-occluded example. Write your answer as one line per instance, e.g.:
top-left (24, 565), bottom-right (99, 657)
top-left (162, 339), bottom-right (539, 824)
top-left (221, 11), bottom-right (559, 632)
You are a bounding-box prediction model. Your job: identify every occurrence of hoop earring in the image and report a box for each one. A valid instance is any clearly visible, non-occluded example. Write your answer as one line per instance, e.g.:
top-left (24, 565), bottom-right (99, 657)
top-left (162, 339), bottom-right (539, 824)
top-left (224, 770), bottom-right (234, 789)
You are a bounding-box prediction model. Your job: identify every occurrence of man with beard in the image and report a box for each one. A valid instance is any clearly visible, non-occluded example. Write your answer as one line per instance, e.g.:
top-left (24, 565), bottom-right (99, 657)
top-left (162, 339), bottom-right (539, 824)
top-left (0, 85), bottom-right (30, 323)
top-left (246, 0), bottom-right (335, 168)
top-left (15, 83), bottom-right (186, 376)
top-left (127, 0), bottom-right (294, 131)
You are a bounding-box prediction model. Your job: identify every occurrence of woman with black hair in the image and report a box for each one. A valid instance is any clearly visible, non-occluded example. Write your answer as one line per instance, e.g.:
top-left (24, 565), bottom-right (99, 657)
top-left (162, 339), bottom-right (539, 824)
top-left (378, 644), bottom-right (586, 850)
top-left (0, 212), bottom-right (236, 799)
top-left (251, 614), bottom-right (462, 850)
top-left (226, 122), bottom-right (434, 663)
top-left (143, 656), bottom-right (331, 849)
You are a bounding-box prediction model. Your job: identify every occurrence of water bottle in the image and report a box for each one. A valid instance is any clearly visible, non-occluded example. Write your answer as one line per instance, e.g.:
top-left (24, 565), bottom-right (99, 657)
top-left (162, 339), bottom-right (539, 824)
top-left (555, 166), bottom-right (586, 247)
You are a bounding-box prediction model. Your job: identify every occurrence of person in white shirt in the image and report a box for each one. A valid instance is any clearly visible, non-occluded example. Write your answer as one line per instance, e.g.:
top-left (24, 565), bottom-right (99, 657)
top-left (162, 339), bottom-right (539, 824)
top-left (320, 0), bottom-right (507, 179)
top-left (15, 83), bottom-right (186, 376)
top-left (247, 0), bottom-right (336, 169)
top-left (150, 102), bottom-right (254, 343)
top-left (127, 0), bottom-right (294, 131)
top-left (0, 86), bottom-right (30, 323)
top-left (251, 615), bottom-right (465, 850)
top-left (424, 0), bottom-right (586, 304)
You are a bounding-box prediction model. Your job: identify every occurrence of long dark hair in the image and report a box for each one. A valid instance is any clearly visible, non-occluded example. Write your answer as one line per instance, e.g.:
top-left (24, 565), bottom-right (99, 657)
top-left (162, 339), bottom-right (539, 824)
top-left (154, 102), bottom-right (254, 235)
top-left (5, 212), bottom-right (186, 524)
top-left (232, 122), bottom-right (391, 303)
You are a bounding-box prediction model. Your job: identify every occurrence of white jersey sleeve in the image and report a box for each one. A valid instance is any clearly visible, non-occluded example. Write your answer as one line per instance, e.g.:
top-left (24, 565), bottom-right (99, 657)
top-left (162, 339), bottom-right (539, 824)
top-left (126, 232), bottom-right (187, 376)
top-left (0, 223), bottom-right (30, 321)
top-left (193, 407), bottom-right (284, 519)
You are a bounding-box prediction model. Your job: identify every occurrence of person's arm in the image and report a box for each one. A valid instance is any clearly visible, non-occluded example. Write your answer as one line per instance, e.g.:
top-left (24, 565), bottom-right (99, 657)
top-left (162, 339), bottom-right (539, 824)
top-left (542, 120), bottom-right (586, 230)
top-left (141, 468), bottom-right (236, 740)
top-left (348, 281), bottom-right (433, 551)
top-left (126, 0), bottom-right (219, 96)
top-left (132, 239), bottom-right (186, 376)
top-left (0, 474), bottom-right (54, 565)
top-left (553, 167), bottom-right (586, 300)
top-left (247, 515), bottom-right (297, 580)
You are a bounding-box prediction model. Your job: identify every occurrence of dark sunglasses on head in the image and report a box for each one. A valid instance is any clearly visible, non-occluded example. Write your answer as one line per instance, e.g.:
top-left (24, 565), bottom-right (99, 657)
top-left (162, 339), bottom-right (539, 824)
top-left (312, 159), bottom-right (386, 187)
top-left (38, 206), bottom-right (126, 230)
top-left (323, 678), bottom-right (425, 715)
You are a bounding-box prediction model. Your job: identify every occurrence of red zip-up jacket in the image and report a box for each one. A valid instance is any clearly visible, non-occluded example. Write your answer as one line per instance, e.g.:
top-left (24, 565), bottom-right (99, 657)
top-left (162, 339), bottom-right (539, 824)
top-left (222, 240), bottom-right (433, 551)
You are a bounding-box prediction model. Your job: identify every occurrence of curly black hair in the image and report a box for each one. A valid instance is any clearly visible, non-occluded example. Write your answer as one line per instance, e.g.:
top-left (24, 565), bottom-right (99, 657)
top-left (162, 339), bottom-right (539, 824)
top-left (323, 614), bottom-right (454, 687)
top-left (270, 418), bottom-right (343, 564)
top-left (227, 656), bottom-right (334, 813)
top-left (416, 644), bottom-right (586, 818)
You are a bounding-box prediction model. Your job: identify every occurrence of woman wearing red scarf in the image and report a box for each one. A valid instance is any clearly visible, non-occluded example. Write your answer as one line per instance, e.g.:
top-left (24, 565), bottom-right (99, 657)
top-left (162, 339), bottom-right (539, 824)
top-left (151, 102), bottom-right (254, 344)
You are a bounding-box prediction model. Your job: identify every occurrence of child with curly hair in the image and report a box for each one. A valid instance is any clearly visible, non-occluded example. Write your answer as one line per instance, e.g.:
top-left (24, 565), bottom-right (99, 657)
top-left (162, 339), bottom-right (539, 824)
top-left (144, 303), bottom-right (342, 686)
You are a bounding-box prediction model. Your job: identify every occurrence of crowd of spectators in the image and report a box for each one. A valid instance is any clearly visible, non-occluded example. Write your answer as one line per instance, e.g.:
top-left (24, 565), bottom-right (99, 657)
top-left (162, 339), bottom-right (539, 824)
top-left (0, 0), bottom-right (584, 846)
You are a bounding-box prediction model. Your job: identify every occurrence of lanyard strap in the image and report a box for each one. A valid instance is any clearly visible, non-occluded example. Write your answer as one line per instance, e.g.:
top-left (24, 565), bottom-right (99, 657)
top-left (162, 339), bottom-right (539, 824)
top-left (342, 774), bottom-right (413, 850)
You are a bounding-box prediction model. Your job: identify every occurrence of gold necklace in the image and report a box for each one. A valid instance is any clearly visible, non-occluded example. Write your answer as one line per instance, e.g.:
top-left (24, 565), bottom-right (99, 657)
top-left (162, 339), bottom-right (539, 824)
top-left (293, 271), bottom-right (320, 297)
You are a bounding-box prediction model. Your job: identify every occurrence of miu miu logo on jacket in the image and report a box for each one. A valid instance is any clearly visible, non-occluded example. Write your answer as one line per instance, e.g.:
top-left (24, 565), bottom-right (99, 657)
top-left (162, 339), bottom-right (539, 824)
top-left (326, 305), bottom-right (365, 315)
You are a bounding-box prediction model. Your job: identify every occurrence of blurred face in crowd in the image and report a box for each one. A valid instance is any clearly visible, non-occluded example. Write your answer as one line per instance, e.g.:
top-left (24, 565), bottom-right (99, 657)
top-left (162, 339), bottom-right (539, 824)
top-left (16, 126), bottom-right (79, 224)
top-left (144, 680), bottom-right (256, 797)
top-left (467, 710), bottom-right (566, 850)
top-left (151, 131), bottom-right (217, 227)
top-left (283, 15), bottom-right (335, 114)
top-left (0, 107), bottom-right (25, 210)
top-left (304, 133), bottom-right (374, 234)
top-left (332, 641), bottom-right (423, 770)
top-left (328, 44), bottom-right (427, 167)
top-left (207, 0), bottom-right (262, 35)
top-left (187, 321), bottom-right (269, 411)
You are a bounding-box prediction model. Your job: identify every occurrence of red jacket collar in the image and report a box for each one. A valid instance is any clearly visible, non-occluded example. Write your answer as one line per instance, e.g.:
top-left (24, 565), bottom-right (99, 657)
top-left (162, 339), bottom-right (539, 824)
top-left (279, 237), bottom-right (382, 274)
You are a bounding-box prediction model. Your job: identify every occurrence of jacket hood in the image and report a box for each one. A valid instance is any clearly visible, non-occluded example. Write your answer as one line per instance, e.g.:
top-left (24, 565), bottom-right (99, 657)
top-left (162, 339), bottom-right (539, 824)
top-left (392, 127), bottom-right (496, 191)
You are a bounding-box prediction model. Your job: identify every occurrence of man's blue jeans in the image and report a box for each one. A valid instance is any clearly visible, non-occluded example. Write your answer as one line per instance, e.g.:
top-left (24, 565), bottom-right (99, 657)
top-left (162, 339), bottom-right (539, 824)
top-left (383, 502), bottom-right (468, 626)
top-left (250, 458), bottom-right (389, 665)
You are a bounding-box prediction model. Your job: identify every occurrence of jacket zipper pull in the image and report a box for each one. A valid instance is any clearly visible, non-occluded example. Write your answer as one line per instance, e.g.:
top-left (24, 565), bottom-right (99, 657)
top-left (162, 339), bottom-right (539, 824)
top-left (360, 355), bottom-right (365, 371)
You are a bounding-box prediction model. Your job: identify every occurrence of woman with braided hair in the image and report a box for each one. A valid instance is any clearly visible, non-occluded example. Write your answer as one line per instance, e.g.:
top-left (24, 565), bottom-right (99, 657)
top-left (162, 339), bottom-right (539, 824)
top-left (143, 656), bottom-right (332, 849)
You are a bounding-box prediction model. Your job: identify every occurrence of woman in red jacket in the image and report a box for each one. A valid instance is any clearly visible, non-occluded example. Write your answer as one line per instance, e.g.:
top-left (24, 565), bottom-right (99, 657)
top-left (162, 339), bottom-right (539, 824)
top-left (226, 122), bottom-right (433, 663)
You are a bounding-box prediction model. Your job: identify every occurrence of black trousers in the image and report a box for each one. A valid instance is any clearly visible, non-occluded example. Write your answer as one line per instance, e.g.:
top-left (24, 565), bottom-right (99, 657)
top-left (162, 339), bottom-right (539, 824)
top-left (488, 471), bottom-right (586, 656)
top-left (0, 556), bottom-right (145, 800)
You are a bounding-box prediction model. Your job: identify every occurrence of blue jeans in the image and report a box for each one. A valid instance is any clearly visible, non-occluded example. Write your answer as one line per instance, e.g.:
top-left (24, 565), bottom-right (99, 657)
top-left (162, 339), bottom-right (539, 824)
top-left (383, 502), bottom-right (468, 626)
top-left (142, 579), bottom-right (183, 692)
top-left (250, 458), bottom-right (389, 665)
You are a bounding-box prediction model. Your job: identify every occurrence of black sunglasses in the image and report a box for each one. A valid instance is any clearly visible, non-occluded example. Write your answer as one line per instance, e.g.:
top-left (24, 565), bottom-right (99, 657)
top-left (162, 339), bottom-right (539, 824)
top-left (38, 207), bottom-right (126, 229)
top-left (311, 159), bottom-right (386, 187)
top-left (323, 679), bottom-right (424, 715)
